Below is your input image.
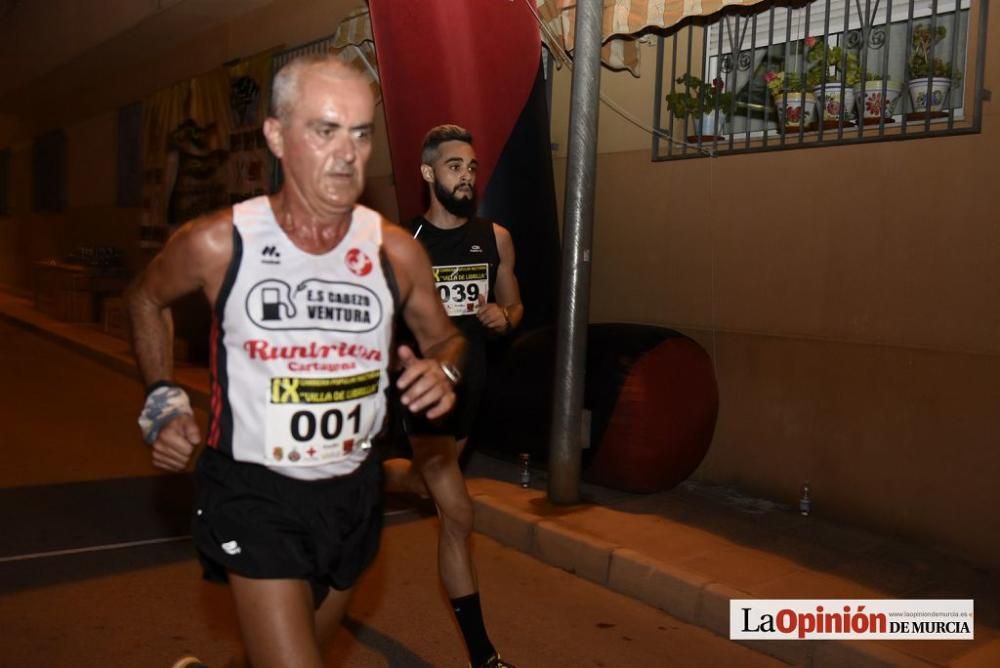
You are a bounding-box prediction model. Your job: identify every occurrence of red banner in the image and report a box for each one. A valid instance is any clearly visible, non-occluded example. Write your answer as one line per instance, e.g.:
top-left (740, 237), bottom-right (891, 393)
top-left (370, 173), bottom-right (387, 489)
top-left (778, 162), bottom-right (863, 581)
top-left (368, 0), bottom-right (541, 222)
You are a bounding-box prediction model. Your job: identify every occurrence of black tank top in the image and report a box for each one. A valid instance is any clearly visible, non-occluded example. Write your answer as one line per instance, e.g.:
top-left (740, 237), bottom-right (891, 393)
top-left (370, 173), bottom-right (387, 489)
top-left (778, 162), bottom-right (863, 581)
top-left (407, 216), bottom-right (500, 342)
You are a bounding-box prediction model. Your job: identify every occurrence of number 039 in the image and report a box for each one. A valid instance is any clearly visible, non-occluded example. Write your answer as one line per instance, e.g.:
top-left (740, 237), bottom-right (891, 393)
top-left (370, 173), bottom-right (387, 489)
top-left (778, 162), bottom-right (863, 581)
top-left (437, 282), bottom-right (480, 304)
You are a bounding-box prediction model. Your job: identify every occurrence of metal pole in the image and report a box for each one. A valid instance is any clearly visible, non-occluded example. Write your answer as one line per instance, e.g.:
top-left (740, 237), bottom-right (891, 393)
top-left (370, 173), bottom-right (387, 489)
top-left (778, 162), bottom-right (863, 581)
top-left (547, 0), bottom-right (602, 505)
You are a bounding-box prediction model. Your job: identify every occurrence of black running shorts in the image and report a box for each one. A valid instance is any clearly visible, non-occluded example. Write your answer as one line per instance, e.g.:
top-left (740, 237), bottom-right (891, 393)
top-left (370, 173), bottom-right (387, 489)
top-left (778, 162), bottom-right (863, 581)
top-left (403, 339), bottom-right (487, 441)
top-left (192, 447), bottom-right (383, 607)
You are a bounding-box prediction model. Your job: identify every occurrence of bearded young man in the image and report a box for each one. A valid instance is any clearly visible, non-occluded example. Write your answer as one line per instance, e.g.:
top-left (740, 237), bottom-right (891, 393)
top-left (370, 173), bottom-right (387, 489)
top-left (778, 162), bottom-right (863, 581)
top-left (386, 124), bottom-right (523, 668)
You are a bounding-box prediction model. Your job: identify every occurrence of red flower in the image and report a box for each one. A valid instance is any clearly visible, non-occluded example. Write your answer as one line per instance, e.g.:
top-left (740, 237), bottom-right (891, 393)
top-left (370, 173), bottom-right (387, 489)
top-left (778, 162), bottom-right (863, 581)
top-left (866, 93), bottom-right (884, 115)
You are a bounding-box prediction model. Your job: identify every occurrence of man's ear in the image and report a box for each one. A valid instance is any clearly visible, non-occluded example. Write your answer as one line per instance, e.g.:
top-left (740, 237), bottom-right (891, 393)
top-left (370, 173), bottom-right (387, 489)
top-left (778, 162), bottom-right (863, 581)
top-left (420, 164), bottom-right (434, 184)
top-left (263, 117), bottom-right (284, 158)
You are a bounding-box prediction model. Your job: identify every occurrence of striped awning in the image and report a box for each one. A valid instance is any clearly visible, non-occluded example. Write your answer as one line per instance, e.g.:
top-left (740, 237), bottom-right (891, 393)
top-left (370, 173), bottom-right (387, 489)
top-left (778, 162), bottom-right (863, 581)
top-left (329, 6), bottom-right (381, 100)
top-left (536, 0), bottom-right (769, 74)
top-left (328, 0), bottom-right (769, 82)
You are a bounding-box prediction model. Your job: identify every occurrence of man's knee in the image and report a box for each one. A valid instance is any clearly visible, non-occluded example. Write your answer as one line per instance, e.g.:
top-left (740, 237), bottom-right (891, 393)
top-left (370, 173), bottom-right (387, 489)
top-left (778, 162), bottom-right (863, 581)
top-left (410, 436), bottom-right (474, 534)
top-left (439, 492), bottom-right (474, 538)
top-left (418, 449), bottom-right (452, 476)
top-left (412, 436), bottom-right (460, 482)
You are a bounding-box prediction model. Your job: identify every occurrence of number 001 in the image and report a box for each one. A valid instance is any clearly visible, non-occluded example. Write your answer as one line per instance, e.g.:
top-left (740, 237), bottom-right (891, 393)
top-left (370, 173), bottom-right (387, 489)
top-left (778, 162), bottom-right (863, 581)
top-left (290, 405), bottom-right (361, 441)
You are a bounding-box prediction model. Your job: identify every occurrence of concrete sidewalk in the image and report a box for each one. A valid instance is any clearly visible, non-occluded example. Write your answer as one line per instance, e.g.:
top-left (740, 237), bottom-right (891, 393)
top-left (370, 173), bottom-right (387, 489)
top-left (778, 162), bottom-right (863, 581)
top-left (1, 287), bottom-right (997, 667)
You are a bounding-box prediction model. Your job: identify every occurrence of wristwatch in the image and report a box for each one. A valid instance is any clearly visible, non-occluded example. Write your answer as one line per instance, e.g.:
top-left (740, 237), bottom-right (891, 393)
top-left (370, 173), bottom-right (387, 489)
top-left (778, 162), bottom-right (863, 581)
top-left (440, 360), bottom-right (462, 385)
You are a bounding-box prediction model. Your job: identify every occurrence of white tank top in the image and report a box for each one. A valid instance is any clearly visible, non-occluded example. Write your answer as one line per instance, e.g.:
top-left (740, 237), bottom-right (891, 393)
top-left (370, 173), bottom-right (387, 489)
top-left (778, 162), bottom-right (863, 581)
top-left (208, 196), bottom-right (396, 480)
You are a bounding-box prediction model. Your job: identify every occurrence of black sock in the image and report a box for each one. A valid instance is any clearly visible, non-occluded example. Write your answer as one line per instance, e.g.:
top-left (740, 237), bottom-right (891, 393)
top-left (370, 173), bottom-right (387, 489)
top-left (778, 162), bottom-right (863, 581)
top-left (451, 592), bottom-right (496, 666)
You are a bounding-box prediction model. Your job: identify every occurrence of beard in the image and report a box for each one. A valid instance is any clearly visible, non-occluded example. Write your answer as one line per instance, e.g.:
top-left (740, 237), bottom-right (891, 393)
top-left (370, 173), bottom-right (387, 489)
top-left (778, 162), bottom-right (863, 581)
top-left (434, 180), bottom-right (477, 218)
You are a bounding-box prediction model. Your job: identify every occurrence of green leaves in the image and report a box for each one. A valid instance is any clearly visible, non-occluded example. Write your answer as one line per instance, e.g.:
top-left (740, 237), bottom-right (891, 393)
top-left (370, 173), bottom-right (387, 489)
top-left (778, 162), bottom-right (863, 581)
top-left (909, 24), bottom-right (960, 80)
top-left (665, 74), bottom-right (734, 119)
top-left (805, 37), bottom-right (861, 88)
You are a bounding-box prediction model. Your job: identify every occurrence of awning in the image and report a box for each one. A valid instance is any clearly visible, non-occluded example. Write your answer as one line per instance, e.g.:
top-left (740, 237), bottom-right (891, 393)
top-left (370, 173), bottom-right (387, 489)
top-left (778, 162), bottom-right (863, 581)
top-left (329, 6), bottom-right (380, 100)
top-left (536, 0), bottom-right (770, 75)
top-left (330, 1), bottom-right (769, 79)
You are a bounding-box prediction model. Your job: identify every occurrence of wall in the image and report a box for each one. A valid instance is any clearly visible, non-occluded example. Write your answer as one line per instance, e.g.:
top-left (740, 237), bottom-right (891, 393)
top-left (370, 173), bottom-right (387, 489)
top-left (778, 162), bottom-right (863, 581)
top-left (547, 10), bottom-right (1000, 567)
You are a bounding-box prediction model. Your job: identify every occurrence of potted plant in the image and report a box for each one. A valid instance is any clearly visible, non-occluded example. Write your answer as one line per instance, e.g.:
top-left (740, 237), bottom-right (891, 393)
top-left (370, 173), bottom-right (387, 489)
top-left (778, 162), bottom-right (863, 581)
top-left (907, 24), bottom-right (961, 114)
top-left (764, 70), bottom-right (816, 129)
top-left (806, 36), bottom-right (860, 123)
top-left (856, 71), bottom-right (904, 123)
top-left (665, 74), bottom-right (733, 140)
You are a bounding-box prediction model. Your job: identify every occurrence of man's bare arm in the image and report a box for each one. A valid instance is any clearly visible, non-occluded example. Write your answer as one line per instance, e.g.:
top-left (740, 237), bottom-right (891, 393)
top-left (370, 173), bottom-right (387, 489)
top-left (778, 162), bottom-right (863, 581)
top-left (382, 222), bottom-right (465, 419)
top-left (126, 212), bottom-right (233, 386)
top-left (477, 223), bottom-right (523, 334)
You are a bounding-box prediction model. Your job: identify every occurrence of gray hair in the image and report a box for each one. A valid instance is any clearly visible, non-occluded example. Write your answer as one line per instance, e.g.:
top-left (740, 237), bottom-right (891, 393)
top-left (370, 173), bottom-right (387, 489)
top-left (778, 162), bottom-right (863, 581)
top-left (269, 53), bottom-right (366, 123)
top-left (420, 124), bottom-right (473, 165)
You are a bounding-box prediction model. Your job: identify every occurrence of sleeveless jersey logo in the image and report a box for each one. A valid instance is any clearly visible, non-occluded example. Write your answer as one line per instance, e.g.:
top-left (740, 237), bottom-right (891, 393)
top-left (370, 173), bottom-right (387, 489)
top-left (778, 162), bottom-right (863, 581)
top-left (261, 246), bottom-right (281, 265)
top-left (346, 248), bottom-right (373, 277)
top-left (245, 278), bottom-right (383, 333)
top-left (470, 244), bottom-right (483, 253)
top-left (221, 540), bottom-right (242, 555)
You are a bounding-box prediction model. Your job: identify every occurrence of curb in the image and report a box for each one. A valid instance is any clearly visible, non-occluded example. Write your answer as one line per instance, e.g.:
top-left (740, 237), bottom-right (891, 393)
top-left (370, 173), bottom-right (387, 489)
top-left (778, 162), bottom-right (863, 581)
top-left (609, 548), bottom-right (711, 624)
top-left (534, 519), bottom-right (617, 586)
top-left (471, 491), bottom-right (940, 668)
top-left (0, 309), bottom-right (137, 380)
top-left (471, 494), bottom-right (537, 554)
top-left (0, 307), bottom-right (212, 409)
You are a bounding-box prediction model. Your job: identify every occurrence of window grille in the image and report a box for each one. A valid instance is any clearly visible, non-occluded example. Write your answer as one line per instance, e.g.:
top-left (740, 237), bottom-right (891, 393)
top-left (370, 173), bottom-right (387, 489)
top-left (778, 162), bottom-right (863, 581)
top-left (653, 0), bottom-right (988, 160)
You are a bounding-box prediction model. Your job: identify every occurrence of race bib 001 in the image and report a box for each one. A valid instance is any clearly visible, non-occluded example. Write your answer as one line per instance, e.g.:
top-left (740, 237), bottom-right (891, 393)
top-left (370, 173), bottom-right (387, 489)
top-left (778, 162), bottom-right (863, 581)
top-left (265, 371), bottom-right (380, 466)
top-left (432, 263), bottom-right (489, 317)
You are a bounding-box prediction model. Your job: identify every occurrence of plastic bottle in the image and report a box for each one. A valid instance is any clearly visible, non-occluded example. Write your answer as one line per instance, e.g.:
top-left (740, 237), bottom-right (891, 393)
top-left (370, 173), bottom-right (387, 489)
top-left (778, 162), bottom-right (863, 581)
top-left (519, 453), bottom-right (531, 488)
top-left (799, 481), bottom-right (812, 516)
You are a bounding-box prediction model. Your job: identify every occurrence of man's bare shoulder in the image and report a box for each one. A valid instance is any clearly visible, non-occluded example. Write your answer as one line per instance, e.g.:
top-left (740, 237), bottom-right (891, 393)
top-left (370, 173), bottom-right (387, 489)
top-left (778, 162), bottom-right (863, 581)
top-left (187, 207), bottom-right (235, 243)
top-left (381, 218), bottom-right (424, 262)
top-left (170, 208), bottom-right (234, 262)
top-left (491, 221), bottom-right (513, 243)
top-left (491, 221), bottom-right (516, 258)
top-left (380, 218), bottom-right (434, 303)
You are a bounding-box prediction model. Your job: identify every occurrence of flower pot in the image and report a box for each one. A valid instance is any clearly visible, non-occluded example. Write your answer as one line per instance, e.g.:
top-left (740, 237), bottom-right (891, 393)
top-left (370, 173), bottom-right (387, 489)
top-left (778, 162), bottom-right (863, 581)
top-left (813, 83), bottom-right (856, 122)
top-left (774, 92), bottom-right (816, 128)
top-left (685, 111), bottom-right (728, 141)
top-left (697, 111), bottom-right (725, 137)
top-left (907, 77), bottom-right (952, 113)
top-left (855, 80), bottom-right (903, 120)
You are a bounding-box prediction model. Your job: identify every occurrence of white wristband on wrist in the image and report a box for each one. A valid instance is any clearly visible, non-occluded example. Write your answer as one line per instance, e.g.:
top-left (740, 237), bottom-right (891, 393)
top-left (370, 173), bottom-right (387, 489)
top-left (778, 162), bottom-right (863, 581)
top-left (138, 384), bottom-right (193, 445)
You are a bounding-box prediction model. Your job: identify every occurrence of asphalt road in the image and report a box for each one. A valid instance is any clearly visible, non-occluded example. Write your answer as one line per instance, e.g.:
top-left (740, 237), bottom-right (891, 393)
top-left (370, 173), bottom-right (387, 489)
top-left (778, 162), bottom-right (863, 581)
top-left (0, 321), bottom-right (780, 667)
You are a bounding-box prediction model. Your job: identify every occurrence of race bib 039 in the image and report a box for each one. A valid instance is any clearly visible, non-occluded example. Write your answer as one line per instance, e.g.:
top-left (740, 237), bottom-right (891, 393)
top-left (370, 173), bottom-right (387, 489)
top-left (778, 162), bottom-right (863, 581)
top-left (432, 263), bottom-right (489, 317)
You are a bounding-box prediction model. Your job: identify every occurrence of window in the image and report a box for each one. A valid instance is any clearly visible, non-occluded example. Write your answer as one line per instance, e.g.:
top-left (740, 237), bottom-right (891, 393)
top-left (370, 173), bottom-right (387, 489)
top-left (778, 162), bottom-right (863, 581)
top-left (117, 102), bottom-right (143, 208)
top-left (32, 130), bottom-right (67, 212)
top-left (653, 0), bottom-right (985, 159)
